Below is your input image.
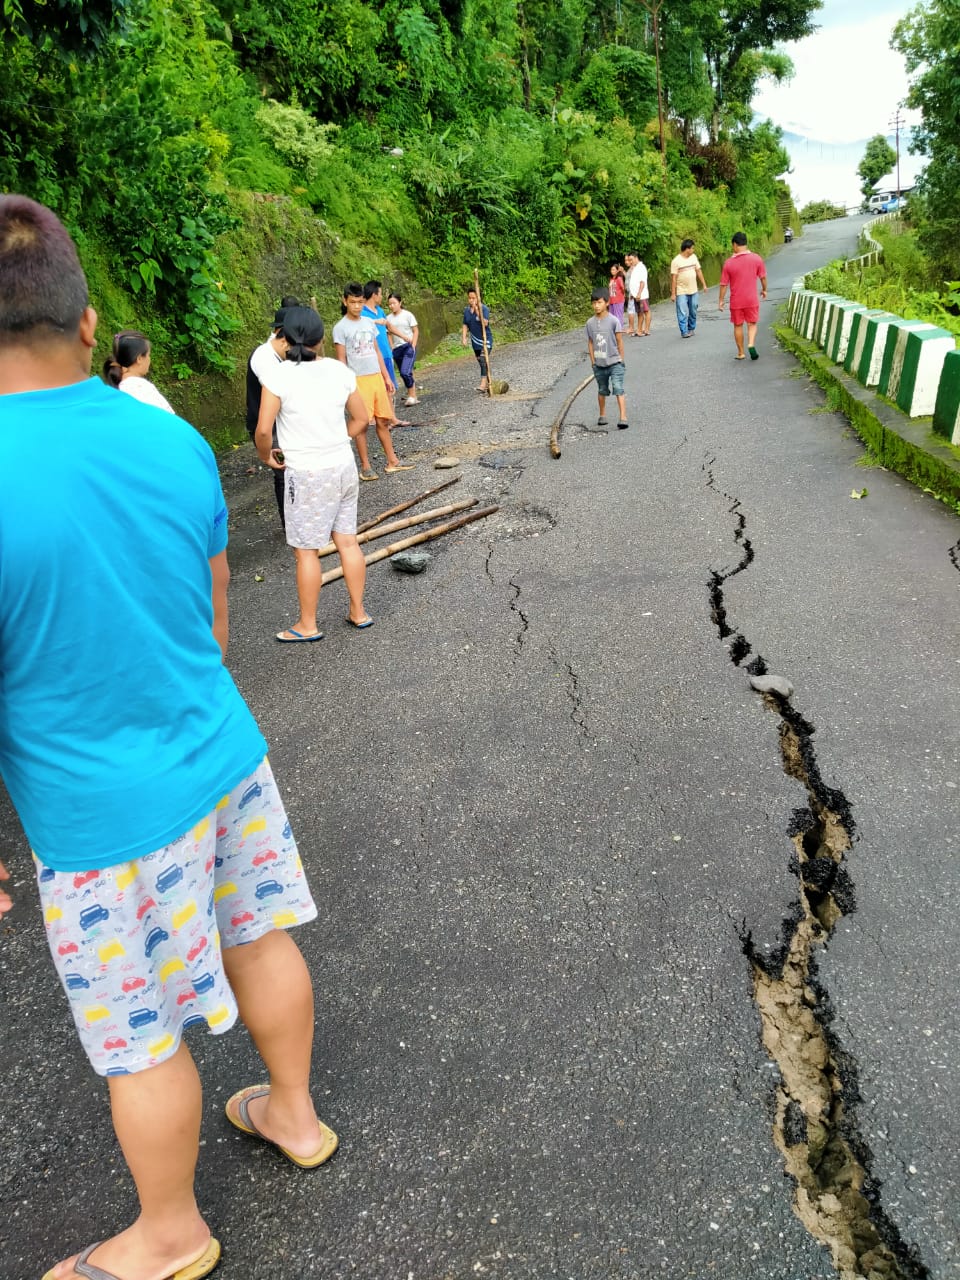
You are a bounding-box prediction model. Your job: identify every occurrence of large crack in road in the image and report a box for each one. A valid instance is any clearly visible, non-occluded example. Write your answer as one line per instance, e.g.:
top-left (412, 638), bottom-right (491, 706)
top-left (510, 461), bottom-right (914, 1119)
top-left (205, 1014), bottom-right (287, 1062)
top-left (704, 453), bottom-right (931, 1280)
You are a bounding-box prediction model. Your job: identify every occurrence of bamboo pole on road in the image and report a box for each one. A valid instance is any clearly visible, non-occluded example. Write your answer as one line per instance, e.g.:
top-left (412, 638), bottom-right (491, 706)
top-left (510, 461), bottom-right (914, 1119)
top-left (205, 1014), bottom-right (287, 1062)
top-left (320, 506), bottom-right (499, 585)
top-left (318, 499), bottom-right (478, 558)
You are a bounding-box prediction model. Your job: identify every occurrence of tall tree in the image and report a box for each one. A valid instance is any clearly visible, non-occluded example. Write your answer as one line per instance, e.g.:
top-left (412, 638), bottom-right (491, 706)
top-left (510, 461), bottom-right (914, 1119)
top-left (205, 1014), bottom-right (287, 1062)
top-left (893, 0), bottom-right (960, 277)
top-left (663, 0), bottom-right (820, 141)
top-left (857, 134), bottom-right (897, 201)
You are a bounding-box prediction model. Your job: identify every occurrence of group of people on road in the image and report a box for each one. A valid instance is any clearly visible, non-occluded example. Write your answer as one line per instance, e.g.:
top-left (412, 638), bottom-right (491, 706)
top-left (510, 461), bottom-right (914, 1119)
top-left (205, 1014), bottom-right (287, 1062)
top-left (586, 232), bottom-right (768, 427)
top-left (0, 195), bottom-right (776, 1280)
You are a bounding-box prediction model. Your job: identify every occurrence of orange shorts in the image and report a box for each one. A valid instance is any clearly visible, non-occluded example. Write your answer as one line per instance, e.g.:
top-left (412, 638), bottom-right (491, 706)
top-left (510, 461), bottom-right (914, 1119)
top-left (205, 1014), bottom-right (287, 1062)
top-left (356, 373), bottom-right (392, 421)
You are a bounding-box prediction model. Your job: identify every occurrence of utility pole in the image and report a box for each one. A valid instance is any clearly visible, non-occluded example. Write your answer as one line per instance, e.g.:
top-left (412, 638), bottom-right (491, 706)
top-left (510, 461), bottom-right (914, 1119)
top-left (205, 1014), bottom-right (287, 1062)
top-left (889, 108), bottom-right (904, 197)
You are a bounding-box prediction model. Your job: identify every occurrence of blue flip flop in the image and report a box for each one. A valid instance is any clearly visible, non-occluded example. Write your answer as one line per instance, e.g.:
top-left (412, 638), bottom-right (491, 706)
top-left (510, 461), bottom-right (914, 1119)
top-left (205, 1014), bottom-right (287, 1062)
top-left (275, 628), bottom-right (324, 643)
top-left (346, 617), bottom-right (375, 630)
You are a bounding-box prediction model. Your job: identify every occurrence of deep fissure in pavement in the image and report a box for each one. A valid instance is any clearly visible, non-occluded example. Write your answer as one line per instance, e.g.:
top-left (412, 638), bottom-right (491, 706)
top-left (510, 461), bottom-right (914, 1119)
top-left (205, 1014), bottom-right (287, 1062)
top-left (703, 457), bottom-right (929, 1280)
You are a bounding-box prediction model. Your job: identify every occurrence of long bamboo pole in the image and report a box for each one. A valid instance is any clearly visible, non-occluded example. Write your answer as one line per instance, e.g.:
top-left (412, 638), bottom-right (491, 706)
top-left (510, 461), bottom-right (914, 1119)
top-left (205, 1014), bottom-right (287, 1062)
top-left (318, 500), bottom-right (478, 558)
top-left (320, 506), bottom-right (499, 585)
top-left (356, 475), bottom-right (461, 534)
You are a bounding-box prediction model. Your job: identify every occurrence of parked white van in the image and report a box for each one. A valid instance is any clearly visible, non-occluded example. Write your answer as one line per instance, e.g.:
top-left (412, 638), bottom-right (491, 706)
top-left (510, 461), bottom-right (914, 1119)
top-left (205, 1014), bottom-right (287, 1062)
top-left (868, 191), bottom-right (895, 213)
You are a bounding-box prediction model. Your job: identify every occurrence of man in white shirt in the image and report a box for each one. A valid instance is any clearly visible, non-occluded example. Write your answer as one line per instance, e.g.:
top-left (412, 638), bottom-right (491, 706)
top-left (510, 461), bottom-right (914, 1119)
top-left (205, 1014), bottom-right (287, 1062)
top-left (625, 252), bottom-right (649, 337)
top-left (246, 296), bottom-right (298, 526)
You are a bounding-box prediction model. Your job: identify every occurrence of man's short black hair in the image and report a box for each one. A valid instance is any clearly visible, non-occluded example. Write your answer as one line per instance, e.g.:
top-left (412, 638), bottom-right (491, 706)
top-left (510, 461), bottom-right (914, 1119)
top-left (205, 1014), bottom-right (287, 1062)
top-left (363, 280), bottom-right (382, 300)
top-left (680, 238), bottom-right (695, 251)
top-left (343, 282), bottom-right (364, 299)
top-left (591, 287), bottom-right (610, 302)
top-left (732, 231), bottom-right (748, 246)
top-left (0, 194), bottom-right (89, 349)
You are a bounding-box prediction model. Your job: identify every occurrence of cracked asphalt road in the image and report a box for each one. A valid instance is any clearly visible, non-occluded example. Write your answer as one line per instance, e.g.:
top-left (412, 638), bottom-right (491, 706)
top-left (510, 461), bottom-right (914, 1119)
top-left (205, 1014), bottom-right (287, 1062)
top-left (2, 217), bottom-right (958, 1279)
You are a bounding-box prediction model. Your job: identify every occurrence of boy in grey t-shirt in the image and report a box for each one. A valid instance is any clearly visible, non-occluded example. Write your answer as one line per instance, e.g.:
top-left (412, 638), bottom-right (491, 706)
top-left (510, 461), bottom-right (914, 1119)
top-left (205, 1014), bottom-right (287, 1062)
top-left (585, 288), bottom-right (628, 429)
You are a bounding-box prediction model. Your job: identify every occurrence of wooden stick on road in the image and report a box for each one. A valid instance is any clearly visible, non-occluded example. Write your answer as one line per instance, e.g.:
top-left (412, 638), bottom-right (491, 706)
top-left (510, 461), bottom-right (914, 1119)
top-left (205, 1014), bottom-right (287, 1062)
top-left (318, 500), bottom-right (479, 558)
top-left (550, 374), bottom-right (595, 459)
top-left (356, 475), bottom-right (462, 534)
top-left (320, 506), bottom-right (499, 585)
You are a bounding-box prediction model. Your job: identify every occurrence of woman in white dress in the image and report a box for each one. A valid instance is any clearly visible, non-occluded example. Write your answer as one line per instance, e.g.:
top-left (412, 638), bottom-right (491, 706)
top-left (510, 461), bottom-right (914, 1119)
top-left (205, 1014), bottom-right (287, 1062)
top-left (103, 329), bottom-right (174, 413)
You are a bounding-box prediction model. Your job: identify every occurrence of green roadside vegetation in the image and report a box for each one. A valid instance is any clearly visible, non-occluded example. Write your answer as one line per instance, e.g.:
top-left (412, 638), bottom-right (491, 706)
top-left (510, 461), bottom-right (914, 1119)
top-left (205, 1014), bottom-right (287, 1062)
top-left (804, 222), bottom-right (960, 342)
top-left (1, 0), bottom-right (809, 441)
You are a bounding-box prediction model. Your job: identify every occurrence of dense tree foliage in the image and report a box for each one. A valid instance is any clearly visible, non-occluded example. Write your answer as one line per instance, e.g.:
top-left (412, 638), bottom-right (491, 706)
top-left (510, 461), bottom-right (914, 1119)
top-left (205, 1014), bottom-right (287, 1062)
top-left (1, 0), bottom-right (808, 375)
top-left (857, 135), bottom-right (897, 202)
top-left (893, 0), bottom-right (960, 280)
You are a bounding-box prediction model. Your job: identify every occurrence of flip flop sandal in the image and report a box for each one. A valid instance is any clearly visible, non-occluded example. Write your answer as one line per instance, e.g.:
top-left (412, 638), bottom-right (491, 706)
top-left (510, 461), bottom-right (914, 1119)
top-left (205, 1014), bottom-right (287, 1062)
top-left (275, 628), bottom-right (323, 643)
top-left (225, 1085), bottom-right (338, 1169)
top-left (41, 1237), bottom-right (221, 1280)
top-left (359, 470), bottom-right (379, 482)
top-left (346, 616), bottom-right (375, 629)
top-left (384, 463), bottom-right (415, 473)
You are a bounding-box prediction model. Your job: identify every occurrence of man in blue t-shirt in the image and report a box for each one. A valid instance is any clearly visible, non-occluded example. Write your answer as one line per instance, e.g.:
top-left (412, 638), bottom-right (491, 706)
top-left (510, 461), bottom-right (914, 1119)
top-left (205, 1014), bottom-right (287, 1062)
top-left (0, 196), bottom-right (338, 1280)
top-left (362, 278), bottom-right (411, 427)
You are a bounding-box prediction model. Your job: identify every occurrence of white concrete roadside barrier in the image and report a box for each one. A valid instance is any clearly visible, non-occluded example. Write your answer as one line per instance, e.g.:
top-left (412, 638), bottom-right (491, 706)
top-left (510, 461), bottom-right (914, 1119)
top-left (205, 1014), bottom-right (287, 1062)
top-left (932, 350), bottom-right (960, 445)
top-left (878, 320), bottom-right (955, 417)
top-left (843, 309), bottom-right (891, 378)
top-left (825, 300), bottom-right (868, 365)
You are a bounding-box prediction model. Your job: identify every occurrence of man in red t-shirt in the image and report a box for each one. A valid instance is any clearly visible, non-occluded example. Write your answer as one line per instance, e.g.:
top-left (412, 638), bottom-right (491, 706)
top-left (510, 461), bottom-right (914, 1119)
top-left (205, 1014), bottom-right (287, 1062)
top-left (718, 231), bottom-right (767, 360)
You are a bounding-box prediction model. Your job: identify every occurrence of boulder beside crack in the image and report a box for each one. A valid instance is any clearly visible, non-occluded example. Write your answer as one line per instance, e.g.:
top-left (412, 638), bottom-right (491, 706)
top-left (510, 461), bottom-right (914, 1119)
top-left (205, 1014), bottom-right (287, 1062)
top-left (434, 456), bottom-right (461, 469)
top-left (749, 672), bottom-right (794, 698)
top-left (391, 550), bottom-right (431, 574)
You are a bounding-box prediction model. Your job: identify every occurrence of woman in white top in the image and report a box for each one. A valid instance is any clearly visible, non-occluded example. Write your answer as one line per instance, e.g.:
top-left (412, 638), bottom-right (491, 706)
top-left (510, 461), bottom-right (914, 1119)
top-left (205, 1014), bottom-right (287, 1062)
top-left (386, 292), bottom-right (419, 405)
top-left (103, 329), bottom-right (174, 413)
top-left (256, 306), bottom-right (373, 642)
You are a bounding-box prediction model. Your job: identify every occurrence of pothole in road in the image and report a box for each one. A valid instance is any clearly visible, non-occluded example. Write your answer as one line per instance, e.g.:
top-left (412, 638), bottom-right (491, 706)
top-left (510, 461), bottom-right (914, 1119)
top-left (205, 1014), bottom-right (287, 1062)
top-left (495, 502), bottom-right (558, 540)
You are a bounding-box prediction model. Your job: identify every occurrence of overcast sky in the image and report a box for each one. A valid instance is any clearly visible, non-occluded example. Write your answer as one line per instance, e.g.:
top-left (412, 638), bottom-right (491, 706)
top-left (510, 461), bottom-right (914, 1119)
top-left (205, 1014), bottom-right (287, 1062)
top-left (751, 0), bottom-right (924, 204)
top-left (752, 0), bottom-right (919, 142)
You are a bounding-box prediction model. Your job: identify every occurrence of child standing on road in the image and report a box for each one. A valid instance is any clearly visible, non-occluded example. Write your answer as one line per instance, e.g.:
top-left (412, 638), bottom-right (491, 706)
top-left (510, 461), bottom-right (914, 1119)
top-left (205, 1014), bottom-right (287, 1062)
top-left (586, 287), bottom-right (628, 430)
top-left (386, 292), bottom-right (419, 405)
top-left (333, 282), bottom-right (414, 480)
top-left (608, 263), bottom-right (626, 323)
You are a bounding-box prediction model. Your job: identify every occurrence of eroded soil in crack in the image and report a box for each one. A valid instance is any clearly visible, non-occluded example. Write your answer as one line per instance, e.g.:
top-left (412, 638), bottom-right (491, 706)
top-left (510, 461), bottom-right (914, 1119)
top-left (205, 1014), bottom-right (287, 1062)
top-left (705, 454), bottom-right (930, 1280)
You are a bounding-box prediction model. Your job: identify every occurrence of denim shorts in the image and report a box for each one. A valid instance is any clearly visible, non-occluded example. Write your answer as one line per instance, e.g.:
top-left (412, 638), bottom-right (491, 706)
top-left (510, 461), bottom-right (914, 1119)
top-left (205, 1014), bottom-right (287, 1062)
top-left (593, 361), bottom-right (625, 397)
top-left (37, 758), bottom-right (316, 1076)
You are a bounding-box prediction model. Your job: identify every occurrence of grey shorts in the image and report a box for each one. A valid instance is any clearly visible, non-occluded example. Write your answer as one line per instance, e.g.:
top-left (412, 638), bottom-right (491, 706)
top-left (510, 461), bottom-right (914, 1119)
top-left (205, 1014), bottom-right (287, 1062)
top-left (37, 757), bottom-right (317, 1076)
top-left (593, 361), bottom-right (625, 397)
top-left (284, 457), bottom-right (359, 550)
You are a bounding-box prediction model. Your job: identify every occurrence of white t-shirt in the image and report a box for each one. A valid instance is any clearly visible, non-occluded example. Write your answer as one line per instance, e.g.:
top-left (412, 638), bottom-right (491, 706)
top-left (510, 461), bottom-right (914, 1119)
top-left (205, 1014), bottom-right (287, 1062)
top-left (118, 376), bottom-right (174, 414)
top-left (249, 338), bottom-right (283, 384)
top-left (331, 315), bottom-right (381, 376)
top-left (261, 357), bottom-right (358, 471)
top-left (627, 261), bottom-right (648, 301)
top-left (388, 309), bottom-right (418, 348)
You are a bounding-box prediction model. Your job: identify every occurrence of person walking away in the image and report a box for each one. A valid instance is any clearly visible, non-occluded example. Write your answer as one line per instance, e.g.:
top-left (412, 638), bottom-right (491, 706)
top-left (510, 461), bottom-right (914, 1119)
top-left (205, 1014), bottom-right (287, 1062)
top-left (586, 287), bottom-right (628, 430)
top-left (386, 292), bottom-right (419, 405)
top-left (255, 306), bottom-right (373, 641)
top-left (103, 329), bottom-right (174, 412)
top-left (607, 263), bottom-right (626, 324)
top-left (718, 231), bottom-right (767, 360)
top-left (461, 287), bottom-right (494, 392)
top-left (670, 239), bottom-right (708, 337)
top-left (0, 194), bottom-right (335, 1280)
top-left (333, 282), bottom-right (414, 480)
top-left (246, 295), bottom-right (299, 528)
